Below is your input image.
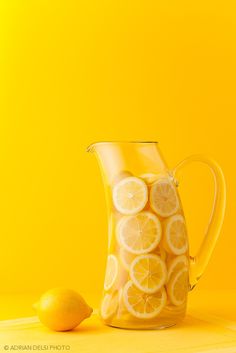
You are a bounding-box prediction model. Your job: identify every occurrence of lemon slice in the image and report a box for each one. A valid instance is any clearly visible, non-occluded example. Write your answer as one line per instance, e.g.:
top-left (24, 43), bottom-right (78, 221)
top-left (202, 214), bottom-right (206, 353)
top-left (167, 255), bottom-right (188, 282)
top-left (117, 211), bottom-right (162, 255)
top-left (163, 215), bottom-right (188, 255)
top-left (167, 268), bottom-right (189, 306)
top-left (119, 248), bottom-right (136, 271)
top-left (113, 177), bottom-right (148, 215)
top-left (104, 255), bottom-right (119, 291)
top-left (150, 178), bottom-right (179, 217)
top-left (123, 280), bottom-right (167, 319)
top-left (119, 247), bottom-right (166, 273)
top-left (100, 292), bottom-right (119, 320)
top-left (130, 254), bottom-right (167, 293)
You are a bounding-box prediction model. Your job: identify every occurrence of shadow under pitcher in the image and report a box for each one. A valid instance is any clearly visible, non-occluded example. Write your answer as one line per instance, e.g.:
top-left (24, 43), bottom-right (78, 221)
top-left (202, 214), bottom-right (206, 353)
top-left (87, 141), bottom-right (226, 329)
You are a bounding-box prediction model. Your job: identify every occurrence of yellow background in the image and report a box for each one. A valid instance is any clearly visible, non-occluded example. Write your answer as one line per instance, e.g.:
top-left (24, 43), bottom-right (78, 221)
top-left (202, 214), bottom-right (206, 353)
top-left (0, 0), bottom-right (235, 297)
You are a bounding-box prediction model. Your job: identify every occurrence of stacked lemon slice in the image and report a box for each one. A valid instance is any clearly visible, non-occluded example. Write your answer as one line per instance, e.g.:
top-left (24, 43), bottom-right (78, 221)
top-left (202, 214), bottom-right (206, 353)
top-left (101, 173), bottom-right (189, 322)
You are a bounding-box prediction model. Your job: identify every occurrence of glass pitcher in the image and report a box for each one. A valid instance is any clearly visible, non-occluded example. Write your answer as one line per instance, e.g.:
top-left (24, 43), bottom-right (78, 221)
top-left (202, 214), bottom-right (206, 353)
top-left (87, 141), bottom-right (226, 329)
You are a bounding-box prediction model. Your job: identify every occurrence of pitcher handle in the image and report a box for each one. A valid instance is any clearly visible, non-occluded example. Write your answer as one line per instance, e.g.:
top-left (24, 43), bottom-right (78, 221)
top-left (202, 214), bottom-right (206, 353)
top-left (172, 155), bottom-right (226, 290)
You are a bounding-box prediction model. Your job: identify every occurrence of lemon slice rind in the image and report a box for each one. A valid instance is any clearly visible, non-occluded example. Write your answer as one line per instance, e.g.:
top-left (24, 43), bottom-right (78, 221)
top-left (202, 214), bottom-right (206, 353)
top-left (104, 254), bottom-right (119, 291)
top-left (150, 178), bottom-right (179, 217)
top-left (130, 254), bottom-right (167, 293)
top-left (112, 177), bottom-right (148, 215)
top-left (118, 211), bottom-right (162, 255)
top-left (123, 280), bottom-right (167, 319)
top-left (167, 255), bottom-right (189, 282)
top-left (167, 268), bottom-right (189, 306)
top-left (164, 214), bottom-right (188, 255)
top-left (100, 292), bottom-right (119, 320)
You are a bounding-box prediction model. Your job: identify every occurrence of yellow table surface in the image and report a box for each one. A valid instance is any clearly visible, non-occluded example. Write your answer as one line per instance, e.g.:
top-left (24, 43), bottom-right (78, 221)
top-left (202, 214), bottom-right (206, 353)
top-left (0, 290), bottom-right (235, 353)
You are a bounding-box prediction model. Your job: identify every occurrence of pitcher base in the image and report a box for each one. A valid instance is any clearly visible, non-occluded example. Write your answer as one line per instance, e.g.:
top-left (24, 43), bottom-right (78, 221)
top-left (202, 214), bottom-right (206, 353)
top-left (106, 322), bottom-right (177, 330)
top-left (101, 315), bottom-right (185, 330)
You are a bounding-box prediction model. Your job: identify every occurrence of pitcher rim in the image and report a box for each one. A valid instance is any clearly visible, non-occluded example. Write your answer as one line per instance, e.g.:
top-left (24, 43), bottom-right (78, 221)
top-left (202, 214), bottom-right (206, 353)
top-left (87, 141), bottom-right (158, 152)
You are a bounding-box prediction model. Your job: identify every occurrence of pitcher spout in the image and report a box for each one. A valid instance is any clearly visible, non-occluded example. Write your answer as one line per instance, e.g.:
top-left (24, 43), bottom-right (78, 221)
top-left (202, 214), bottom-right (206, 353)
top-left (86, 142), bottom-right (97, 153)
top-left (87, 141), bottom-right (168, 185)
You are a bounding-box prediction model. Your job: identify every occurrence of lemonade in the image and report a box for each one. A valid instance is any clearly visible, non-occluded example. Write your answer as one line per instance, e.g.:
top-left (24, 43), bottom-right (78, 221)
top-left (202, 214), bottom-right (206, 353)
top-left (88, 141), bottom-right (226, 329)
top-left (100, 172), bottom-right (189, 329)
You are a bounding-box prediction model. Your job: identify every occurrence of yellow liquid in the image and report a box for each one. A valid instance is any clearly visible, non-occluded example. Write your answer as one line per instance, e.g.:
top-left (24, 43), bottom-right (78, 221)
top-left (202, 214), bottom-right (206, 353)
top-left (100, 171), bottom-right (189, 329)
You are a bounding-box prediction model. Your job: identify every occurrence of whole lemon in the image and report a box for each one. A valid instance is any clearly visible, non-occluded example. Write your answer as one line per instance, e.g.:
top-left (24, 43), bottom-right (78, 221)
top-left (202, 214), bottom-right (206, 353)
top-left (35, 288), bottom-right (93, 331)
